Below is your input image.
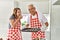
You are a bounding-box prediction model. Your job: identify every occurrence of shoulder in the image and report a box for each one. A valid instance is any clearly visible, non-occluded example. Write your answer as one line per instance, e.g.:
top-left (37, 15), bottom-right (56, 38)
top-left (37, 12), bottom-right (43, 17)
top-left (9, 14), bottom-right (15, 20)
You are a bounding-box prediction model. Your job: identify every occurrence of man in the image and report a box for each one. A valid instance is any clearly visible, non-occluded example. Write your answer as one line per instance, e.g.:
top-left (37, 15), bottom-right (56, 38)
top-left (26, 4), bottom-right (48, 40)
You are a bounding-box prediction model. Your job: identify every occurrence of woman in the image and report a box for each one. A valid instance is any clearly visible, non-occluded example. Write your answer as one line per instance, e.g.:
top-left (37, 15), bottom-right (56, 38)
top-left (7, 8), bottom-right (22, 40)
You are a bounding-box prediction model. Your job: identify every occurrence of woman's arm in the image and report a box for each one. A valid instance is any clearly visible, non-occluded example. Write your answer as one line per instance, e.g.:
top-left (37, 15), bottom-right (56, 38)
top-left (9, 18), bottom-right (19, 28)
top-left (9, 16), bottom-right (22, 28)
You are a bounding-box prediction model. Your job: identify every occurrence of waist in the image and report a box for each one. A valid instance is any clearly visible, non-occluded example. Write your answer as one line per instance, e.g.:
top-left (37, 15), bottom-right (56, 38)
top-left (9, 27), bottom-right (20, 30)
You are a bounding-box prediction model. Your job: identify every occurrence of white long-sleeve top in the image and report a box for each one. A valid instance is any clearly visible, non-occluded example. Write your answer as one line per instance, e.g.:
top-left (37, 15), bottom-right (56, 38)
top-left (26, 12), bottom-right (48, 25)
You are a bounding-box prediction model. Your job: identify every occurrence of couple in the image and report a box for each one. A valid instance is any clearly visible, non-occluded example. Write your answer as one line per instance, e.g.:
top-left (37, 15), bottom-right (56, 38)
top-left (7, 4), bottom-right (48, 40)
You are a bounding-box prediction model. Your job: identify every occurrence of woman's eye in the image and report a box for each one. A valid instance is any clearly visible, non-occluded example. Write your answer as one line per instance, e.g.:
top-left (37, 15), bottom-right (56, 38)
top-left (18, 12), bottom-right (20, 13)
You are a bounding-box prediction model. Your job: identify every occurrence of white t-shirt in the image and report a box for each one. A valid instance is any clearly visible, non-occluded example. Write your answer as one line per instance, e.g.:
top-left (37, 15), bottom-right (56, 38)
top-left (26, 12), bottom-right (47, 25)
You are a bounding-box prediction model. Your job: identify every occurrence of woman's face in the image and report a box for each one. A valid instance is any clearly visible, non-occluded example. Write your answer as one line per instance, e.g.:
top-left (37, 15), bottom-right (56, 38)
top-left (17, 10), bottom-right (21, 17)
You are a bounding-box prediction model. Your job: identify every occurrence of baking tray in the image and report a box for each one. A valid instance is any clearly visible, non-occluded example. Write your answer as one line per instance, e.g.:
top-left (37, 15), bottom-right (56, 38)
top-left (21, 28), bottom-right (41, 32)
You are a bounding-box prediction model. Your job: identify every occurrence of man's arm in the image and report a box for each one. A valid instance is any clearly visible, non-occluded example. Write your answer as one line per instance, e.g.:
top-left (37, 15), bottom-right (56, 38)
top-left (38, 12), bottom-right (49, 27)
top-left (26, 15), bottom-right (30, 28)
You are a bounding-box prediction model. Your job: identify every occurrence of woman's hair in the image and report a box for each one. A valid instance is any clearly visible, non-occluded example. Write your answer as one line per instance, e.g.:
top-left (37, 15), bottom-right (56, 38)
top-left (13, 8), bottom-right (21, 19)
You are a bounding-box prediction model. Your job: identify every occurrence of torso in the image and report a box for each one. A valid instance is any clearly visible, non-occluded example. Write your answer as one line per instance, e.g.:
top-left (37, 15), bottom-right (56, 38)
top-left (30, 13), bottom-right (42, 28)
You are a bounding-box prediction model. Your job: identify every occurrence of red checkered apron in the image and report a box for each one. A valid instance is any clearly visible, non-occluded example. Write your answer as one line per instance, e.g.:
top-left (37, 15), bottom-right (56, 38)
top-left (30, 13), bottom-right (45, 40)
top-left (7, 21), bottom-right (22, 40)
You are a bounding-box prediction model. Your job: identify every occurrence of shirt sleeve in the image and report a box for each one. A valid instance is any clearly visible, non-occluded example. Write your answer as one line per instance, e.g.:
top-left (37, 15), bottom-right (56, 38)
top-left (26, 15), bottom-right (30, 24)
top-left (9, 15), bottom-right (15, 28)
top-left (9, 15), bottom-right (15, 20)
top-left (38, 12), bottom-right (48, 24)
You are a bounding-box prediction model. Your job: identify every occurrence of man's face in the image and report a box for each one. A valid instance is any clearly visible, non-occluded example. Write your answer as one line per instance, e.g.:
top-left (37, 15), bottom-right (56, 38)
top-left (28, 6), bottom-right (36, 15)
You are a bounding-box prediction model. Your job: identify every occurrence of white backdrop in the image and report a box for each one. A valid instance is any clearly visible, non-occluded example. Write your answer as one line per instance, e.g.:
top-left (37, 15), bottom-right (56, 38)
top-left (18, 2), bottom-right (49, 14)
top-left (0, 0), bottom-right (14, 40)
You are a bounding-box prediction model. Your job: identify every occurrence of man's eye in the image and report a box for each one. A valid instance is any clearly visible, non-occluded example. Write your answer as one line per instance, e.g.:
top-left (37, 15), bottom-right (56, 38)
top-left (32, 8), bottom-right (34, 9)
top-left (29, 9), bottom-right (31, 10)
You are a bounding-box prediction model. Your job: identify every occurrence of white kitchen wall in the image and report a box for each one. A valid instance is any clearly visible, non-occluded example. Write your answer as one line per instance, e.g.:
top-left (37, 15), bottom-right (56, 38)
top-left (14, 0), bottom-right (49, 2)
top-left (51, 5), bottom-right (60, 40)
top-left (18, 2), bottom-right (49, 14)
top-left (0, 0), bottom-right (14, 40)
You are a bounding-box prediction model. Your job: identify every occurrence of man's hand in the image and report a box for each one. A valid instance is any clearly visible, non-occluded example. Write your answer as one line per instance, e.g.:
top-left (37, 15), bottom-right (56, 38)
top-left (45, 22), bottom-right (48, 27)
top-left (26, 24), bottom-right (29, 28)
top-left (41, 22), bottom-right (48, 32)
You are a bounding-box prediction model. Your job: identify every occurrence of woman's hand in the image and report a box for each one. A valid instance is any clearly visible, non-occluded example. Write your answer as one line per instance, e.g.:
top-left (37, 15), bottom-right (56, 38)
top-left (17, 15), bottom-right (22, 21)
top-left (18, 15), bottom-right (22, 19)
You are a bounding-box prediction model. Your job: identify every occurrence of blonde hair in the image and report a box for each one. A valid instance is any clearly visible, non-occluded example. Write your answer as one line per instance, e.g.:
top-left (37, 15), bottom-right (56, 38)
top-left (28, 4), bottom-right (36, 9)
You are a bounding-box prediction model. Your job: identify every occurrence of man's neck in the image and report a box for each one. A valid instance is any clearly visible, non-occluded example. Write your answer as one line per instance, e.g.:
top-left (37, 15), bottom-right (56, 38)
top-left (32, 12), bottom-right (37, 16)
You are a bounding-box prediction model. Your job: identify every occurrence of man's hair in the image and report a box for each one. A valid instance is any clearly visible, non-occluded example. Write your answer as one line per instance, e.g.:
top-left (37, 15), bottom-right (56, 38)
top-left (28, 4), bottom-right (35, 8)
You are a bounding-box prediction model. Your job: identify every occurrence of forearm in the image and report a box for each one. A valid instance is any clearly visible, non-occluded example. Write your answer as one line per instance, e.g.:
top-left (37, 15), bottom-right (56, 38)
top-left (12, 19), bottom-right (20, 27)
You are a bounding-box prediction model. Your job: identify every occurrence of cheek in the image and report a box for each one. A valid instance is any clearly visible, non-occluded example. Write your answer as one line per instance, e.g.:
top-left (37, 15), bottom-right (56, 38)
top-left (29, 10), bottom-right (33, 13)
top-left (31, 9), bottom-right (35, 12)
top-left (17, 13), bottom-right (19, 16)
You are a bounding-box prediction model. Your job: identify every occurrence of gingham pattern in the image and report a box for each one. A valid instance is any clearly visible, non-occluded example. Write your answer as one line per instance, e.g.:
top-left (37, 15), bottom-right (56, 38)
top-left (7, 21), bottom-right (22, 40)
top-left (30, 13), bottom-right (45, 40)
